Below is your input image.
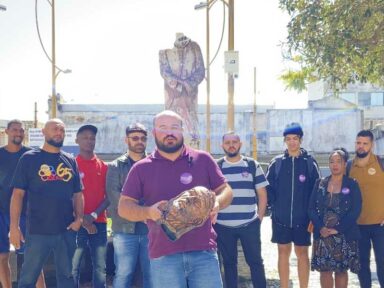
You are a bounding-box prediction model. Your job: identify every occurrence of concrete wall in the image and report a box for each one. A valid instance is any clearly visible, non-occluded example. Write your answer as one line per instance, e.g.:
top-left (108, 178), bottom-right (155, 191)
top-left (57, 104), bottom-right (267, 156)
top-left (267, 108), bottom-right (363, 153)
top-left (57, 103), bottom-right (363, 155)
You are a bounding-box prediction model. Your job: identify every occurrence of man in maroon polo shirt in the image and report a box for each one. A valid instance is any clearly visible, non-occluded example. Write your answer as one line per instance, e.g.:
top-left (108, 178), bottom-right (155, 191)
top-left (118, 110), bottom-right (233, 288)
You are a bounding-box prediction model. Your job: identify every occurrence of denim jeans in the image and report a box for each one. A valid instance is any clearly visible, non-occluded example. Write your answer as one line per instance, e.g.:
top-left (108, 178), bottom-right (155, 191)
top-left (112, 233), bottom-right (150, 288)
top-left (215, 219), bottom-right (267, 288)
top-left (358, 224), bottom-right (384, 288)
top-left (18, 229), bottom-right (76, 288)
top-left (72, 223), bottom-right (107, 288)
top-left (150, 250), bottom-right (222, 288)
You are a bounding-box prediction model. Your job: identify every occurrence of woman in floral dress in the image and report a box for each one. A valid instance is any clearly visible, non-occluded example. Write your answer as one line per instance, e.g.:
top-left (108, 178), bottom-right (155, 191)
top-left (308, 148), bottom-right (362, 288)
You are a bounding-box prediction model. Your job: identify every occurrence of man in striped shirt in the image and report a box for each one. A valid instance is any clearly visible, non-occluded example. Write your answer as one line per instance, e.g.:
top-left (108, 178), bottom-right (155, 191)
top-left (215, 131), bottom-right (268, 288)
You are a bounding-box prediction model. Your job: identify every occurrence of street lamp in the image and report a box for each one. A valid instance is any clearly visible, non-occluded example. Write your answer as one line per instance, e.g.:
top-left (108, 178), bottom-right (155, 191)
top-left (49, 0), bottom-right (71, 118)
top-left (195, 0), bottom-right (235, 138)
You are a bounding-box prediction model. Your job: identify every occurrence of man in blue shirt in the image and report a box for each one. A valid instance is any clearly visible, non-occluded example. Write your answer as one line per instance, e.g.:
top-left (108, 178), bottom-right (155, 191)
top-left (0, 119), bottom-right (45, 288)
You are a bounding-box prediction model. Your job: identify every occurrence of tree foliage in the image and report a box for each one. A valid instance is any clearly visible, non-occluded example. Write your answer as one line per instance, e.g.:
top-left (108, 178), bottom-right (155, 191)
top-left (279, 0), bottom-right (384, 92)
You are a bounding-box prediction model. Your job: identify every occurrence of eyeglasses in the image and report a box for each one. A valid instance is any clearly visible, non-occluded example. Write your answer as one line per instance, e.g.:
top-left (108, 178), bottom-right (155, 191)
top-left (128, 136), bottom-right (148, 142)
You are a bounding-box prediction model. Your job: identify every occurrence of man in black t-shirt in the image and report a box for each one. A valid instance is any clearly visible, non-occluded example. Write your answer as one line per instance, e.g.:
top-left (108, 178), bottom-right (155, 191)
top-left (0, 119), bottom-right (45, 288)
top-left (10, 119), bottom-right (84, 288)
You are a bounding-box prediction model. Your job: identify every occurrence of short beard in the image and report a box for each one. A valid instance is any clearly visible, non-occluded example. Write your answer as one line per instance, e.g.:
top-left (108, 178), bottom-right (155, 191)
top-left (128, 144), bottom-right (145, 154)
top-left (356, 151), bottom-right (369, 158)
top-left (224, 148), bottom-right (240, 158)
top-left (47, 139), bottom-right (63, 148)
top-left (12, 138), bottom-right (23, 145)
top-left (155, 137), bottom-right (184, 153)
top-left (225, 151), bottom-right (239, 158)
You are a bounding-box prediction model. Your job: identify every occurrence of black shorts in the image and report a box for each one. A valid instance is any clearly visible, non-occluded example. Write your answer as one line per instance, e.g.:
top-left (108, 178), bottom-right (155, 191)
top-left (271, 220), bottom-right (311, 246)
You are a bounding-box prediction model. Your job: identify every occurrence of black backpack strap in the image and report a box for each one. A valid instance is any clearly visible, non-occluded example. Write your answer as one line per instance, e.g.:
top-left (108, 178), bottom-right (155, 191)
top-left (216, 157), bottom-right (225, 171)
top-left (243, 157), bottom-right (257, 187)
top-left (243, 157), bottom-right (259, 205)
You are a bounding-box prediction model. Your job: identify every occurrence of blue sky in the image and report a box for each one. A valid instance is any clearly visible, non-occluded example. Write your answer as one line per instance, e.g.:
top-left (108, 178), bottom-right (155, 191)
top-left (0, 0), bottom-right (307, 122)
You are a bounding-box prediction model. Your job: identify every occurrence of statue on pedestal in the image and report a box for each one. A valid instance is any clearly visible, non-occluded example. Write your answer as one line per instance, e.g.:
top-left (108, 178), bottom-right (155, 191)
top-left (159, 33), bottom-right (205, 148)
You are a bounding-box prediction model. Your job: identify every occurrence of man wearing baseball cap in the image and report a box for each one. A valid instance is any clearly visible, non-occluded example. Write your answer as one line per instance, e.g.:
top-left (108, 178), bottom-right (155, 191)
top-left (266, 123), bottom-right (320, 288)
top-left (106, 123), bottom-right (151, 288)
top-left (72, 124), bottom-right (109, 288)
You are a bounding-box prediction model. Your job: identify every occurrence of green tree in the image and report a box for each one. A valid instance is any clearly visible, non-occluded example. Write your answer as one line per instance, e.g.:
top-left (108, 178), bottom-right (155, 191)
top-left (279, 0), bottom-right (384, 92)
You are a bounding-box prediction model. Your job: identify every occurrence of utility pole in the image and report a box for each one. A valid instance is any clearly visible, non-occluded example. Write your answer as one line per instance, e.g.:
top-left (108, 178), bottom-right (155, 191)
top-left (227, 0), bottom-right (235, 131)
top-left (205, 2), bottom-right (211, 152)
top-left (51, 0), bottom-right (57, 119)
top-left (252, 67), bottom-right (257, 159)
top-left (34, 102), bottom-right (38, 128)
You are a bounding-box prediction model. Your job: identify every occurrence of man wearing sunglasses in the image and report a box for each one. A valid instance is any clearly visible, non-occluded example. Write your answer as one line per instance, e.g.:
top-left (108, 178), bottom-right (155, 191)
top-left (106, 123), bottom-right (150, 288)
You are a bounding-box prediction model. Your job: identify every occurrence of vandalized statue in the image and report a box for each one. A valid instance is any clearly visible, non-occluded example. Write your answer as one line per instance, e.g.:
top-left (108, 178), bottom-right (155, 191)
top-left (159, 33), bottom-right (205, 148)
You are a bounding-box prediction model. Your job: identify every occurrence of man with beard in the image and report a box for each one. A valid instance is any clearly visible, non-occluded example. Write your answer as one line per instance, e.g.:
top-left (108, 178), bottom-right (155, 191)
top-left (106, 123), bottom-right (151, 288)
top-left (347, 130), bottom-right (384, 288)
top-left (9, 119), bottom-right (83, 288)
top-left (266, 123), bottom-right (320, 288)
top-left (215, 131), bottom-right (268, 288)
top-left (0, 120), bottom-right (45, 288)
top-left (118, 110), bottom-right (233, 288)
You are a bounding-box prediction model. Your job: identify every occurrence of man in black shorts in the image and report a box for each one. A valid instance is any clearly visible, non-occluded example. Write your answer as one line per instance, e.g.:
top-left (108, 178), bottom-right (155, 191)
top-left (266, 123), bottom-right (320, 288)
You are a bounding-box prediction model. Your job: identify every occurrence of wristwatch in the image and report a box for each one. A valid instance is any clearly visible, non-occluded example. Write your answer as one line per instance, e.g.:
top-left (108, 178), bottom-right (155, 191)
top-left (90, 212), bottom-right (98, 219)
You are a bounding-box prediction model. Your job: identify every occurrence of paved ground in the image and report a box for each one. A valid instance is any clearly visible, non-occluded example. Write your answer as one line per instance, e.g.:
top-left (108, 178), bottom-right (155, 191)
top-left (235, 217), bottom-right (380, 288)
top-left (11, 217), bottom-right (380, 287)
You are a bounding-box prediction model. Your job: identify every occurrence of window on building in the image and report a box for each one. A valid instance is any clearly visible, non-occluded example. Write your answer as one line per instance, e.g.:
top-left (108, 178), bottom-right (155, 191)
top-left (371, 92), bottom-right (384, 106)
top-left (358, 92), bottom-right (371, 106)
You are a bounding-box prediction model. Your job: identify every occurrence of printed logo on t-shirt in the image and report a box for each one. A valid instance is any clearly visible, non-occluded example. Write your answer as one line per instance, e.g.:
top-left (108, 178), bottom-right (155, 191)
top-left (38, 163), bottom-right (73, 182)
top-left (241, 171), bottom-right (249, 178)
top-left (180, 172), bottom-right (193, 184)
top-left (299, 174), bottom-right (306, 182)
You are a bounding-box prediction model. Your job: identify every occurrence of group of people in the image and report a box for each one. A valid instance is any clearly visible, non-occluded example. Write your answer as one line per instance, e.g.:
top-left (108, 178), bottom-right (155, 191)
top-left (0, 111), bottom-right (383, 288)
top-left (264, 124), bottom-right (383, 288)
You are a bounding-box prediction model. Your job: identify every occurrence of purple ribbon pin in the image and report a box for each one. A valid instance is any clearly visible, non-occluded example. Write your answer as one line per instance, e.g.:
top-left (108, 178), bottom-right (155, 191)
top-left (341, 187), bottom-right (350, 194)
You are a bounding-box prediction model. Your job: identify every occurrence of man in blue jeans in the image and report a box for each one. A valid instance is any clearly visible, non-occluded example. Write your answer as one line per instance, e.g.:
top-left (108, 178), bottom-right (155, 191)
top-left (348, 130), bottom-right (384, 288)
top-left (118, 110), bottom-right (233, 288)
top-left (215, 131), bottom-right (268, 288)
top-left (72, 125), bottom-right (109, 288)
top-left (10, 119), bottom-right (83, 288)
top-left (106, 123), bottom-right (150, 288)
top-left (0, 119), bottom-right (45, 288)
